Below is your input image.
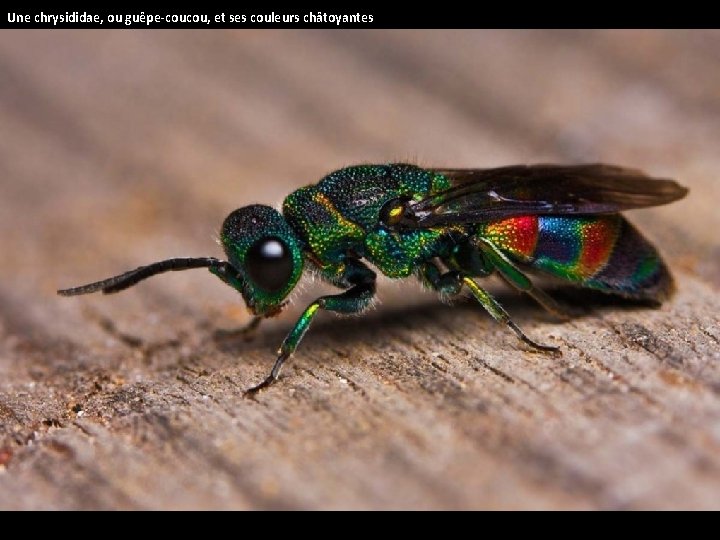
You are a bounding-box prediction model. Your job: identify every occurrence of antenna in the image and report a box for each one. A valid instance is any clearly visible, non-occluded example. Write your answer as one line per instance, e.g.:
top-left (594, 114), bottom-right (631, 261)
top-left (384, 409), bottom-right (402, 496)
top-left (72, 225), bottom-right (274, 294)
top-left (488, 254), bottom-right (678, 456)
top-left (58, 257), bottom-right (233, 296)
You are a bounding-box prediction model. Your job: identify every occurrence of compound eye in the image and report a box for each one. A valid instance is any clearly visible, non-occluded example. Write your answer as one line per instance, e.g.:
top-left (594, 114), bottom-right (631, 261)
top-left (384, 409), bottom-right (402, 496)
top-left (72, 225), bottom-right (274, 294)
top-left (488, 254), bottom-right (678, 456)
top-left (245, 237), bottom-right (293, 293)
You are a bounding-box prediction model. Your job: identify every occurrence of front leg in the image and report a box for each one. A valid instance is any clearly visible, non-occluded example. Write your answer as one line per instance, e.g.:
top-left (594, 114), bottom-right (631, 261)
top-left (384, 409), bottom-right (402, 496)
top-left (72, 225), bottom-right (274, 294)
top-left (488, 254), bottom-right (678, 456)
top-left (213, 316), bottom-right (263, 343)
top-left (209, 264), bottom-right (265, 340)
top-left (246, 259), bottom-right (376, 395)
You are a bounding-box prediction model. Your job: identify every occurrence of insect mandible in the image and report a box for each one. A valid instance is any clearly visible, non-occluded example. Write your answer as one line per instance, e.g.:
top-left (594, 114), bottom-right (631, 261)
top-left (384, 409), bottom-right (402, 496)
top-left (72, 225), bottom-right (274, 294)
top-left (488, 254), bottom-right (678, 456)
top-left (59, 163), bottom-right (688, 394)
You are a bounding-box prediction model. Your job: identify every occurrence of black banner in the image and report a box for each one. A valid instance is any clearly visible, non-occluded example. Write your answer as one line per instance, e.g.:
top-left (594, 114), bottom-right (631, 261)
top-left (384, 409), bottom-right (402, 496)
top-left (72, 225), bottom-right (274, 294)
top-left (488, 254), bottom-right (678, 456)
top-left (2, 8), bottom-right (703, 29)
top-left (6, 10), bottom-right (375, 28)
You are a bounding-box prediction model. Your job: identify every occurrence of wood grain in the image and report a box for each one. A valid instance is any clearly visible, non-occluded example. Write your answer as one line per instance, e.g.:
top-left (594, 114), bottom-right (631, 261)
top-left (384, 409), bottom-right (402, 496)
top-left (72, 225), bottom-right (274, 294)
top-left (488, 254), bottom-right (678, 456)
top-left (0, 29), bottom-right (718, 510)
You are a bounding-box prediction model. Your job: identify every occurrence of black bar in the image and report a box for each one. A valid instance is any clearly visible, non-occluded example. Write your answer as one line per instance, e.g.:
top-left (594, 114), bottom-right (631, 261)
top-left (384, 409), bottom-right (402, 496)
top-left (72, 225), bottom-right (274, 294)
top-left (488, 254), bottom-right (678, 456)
top-left (1, 8), bottom-right (708, 29)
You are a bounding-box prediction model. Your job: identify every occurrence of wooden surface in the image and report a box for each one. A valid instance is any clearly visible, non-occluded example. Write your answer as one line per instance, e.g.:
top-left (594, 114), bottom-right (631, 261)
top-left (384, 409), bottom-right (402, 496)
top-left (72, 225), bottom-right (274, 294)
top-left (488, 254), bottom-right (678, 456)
top-left (0, 30), bottom-right (719, 510)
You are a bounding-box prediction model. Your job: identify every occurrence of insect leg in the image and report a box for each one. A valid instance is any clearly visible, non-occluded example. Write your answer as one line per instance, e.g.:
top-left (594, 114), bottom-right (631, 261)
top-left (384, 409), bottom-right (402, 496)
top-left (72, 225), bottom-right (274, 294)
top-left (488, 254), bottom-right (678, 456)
top-left (207, 264), bottom-right (266, 340)
top-left (463, 276), bottom-right (560, 354)
top-left (213, 316), bottom-right (263, 342)
top-left (245, 259), bottom-right (377, 395)
top-left (474, 238), bottom-right (576, 320)
top-left (419, 262), bottom-right (463, 296)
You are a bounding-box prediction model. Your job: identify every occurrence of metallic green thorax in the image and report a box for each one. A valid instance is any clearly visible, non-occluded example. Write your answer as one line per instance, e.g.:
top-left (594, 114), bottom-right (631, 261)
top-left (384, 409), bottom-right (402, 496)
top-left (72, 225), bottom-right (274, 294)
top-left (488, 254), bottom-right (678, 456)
top-left (282, 164), bottom-right (457, 280)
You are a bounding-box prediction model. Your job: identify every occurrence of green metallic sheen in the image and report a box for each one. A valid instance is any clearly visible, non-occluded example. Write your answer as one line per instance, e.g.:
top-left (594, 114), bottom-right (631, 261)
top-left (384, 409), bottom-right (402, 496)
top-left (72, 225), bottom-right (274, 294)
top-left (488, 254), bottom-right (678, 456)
top-left (212, 163), bottom-right (677, 392)
top-left (60, 162), bottom-right (685, 393)
top-left (283, 164), bottom-right (463, 280)
top-left (219, 205), bottom-right (304, 316)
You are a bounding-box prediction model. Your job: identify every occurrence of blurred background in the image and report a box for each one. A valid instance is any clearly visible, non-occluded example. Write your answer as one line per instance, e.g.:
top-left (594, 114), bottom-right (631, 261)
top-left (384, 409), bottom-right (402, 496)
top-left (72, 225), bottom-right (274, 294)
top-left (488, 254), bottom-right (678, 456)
top-left (0, 30), bottom-right (718, 509)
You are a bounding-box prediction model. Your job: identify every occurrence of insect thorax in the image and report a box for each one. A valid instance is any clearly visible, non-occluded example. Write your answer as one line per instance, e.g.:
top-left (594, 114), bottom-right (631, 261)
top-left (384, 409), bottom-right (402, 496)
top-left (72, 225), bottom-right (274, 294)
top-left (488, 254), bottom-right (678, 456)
top-left (282, 164), bottom-right (462, 278)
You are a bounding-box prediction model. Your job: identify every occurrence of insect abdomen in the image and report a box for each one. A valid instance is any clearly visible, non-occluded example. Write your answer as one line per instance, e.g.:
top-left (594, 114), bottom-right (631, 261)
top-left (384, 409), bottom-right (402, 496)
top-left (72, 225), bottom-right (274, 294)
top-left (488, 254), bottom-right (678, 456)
top-left (480, 215), bottom-right (673, 301)
top-left (582, 217), bottom-right (673, 301)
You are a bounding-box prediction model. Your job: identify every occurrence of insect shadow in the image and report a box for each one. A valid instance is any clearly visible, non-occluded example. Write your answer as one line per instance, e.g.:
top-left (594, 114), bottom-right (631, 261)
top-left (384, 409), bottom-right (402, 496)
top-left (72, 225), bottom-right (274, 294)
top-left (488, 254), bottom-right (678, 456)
top-left (210, 285), bottom-right (659, 358)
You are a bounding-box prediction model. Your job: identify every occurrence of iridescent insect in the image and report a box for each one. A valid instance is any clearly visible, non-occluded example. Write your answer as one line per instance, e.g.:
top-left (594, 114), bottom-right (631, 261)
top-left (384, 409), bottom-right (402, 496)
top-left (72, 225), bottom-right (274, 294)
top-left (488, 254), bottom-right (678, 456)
top-left (59, 164), bottom-right (688, 393)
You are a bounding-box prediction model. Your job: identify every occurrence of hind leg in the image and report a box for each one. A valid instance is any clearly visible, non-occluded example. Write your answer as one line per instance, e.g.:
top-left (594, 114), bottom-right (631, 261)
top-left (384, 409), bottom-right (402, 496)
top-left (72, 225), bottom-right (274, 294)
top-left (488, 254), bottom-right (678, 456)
top-left (462, 276), bottom-right (559, 354)
top-left (474, 238), bottom-right (578, 320)
top-left (419, 261), bottom-right (559, 354)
